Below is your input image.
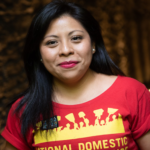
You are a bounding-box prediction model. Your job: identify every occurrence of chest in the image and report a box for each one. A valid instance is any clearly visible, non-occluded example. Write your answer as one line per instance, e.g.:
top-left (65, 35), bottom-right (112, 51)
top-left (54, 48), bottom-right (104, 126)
top-left (32, 100), bottom-right (139, 150)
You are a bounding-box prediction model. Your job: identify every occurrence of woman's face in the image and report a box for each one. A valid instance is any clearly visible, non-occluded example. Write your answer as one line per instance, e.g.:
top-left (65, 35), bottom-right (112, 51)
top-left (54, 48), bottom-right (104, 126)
top-left (40, 15), bottom-right (94, 84)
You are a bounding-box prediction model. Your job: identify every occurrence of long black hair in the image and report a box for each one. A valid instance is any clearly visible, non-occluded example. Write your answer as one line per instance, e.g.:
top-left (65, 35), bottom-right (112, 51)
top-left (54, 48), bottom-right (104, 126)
top-left (15, 0), bottom-right (124, 139)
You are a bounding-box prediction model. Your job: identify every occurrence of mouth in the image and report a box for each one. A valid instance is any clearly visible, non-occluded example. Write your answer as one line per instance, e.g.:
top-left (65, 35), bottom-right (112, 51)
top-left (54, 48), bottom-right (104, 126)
top-left (59, 61), bottom-right (79, 68)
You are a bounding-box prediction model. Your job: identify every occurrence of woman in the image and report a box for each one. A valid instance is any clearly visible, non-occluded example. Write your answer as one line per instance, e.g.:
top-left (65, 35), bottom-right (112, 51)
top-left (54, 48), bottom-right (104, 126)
top-left (2, 0), bottom-right (150, 150)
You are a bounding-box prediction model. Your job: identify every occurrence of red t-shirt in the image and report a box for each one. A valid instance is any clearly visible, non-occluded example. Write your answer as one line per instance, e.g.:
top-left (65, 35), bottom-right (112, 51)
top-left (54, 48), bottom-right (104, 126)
top-left (1, 76), bottom-right (150, 150)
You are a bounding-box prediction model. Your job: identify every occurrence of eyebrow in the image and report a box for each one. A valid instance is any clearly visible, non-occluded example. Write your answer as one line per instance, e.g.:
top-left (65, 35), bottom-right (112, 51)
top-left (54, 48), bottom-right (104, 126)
top-left (44, 35), bottom-right (58, 39)
top-left (68, 30), bottom-right (84, 35)
top-left (44, 30), bottom-right (84, 39)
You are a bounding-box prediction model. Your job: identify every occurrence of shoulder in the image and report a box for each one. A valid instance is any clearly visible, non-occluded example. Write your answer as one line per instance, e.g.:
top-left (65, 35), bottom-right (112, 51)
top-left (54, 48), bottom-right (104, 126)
top-left (118, 75), bottom-right (145, 87)
top-left (117, 75), bottom-right (146, 89)
top-left (11, 97), bottom-right (23, 109)
top-left (10, 97), bottom-right (23, 114)
top-left (117, 75), bottom-right (148, 100)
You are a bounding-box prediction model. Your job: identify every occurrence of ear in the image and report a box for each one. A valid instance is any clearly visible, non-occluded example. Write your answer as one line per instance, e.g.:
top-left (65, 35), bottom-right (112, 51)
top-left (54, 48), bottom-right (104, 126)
top-left (92, 42), bottom-right (96, 54)
top-left (92, 42), bottom-right (95, 49)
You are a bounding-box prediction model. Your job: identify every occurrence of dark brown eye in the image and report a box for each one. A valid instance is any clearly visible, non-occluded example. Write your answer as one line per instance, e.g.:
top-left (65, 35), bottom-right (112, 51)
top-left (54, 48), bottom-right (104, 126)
top-left (46, 41), bottom-right (57, 45)
top-left (72, 36), bottom-right (83, 41)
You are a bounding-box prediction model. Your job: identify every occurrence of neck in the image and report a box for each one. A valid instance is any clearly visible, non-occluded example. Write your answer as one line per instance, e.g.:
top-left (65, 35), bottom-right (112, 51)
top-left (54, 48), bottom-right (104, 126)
top-left (53, 69), bottom-right (98, 104)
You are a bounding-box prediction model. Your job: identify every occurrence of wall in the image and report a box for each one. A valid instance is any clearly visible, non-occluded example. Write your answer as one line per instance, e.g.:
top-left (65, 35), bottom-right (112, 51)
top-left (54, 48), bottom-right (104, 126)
top-left (0, 0), bottom-right (150, 148)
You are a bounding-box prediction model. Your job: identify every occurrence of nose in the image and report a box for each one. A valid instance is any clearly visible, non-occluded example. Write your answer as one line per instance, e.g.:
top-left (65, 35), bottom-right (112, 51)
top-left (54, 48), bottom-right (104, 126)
top-left (59, 41), bottom-right (74, 56)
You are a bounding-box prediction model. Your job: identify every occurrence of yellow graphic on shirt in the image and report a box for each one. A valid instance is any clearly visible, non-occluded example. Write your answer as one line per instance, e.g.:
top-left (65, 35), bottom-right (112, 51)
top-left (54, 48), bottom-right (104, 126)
top-left (33, 108), bottom-right (125, 144)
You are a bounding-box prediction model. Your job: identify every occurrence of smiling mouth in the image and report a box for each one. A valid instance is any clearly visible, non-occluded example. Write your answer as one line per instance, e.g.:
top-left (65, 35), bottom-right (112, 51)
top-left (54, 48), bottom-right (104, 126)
top-left (59, 61), bottom-right (79, 68)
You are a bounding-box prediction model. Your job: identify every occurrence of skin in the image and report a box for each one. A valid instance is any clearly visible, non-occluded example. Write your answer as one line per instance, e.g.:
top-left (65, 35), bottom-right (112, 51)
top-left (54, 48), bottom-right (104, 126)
top-left (40, 15), bottom-right (94, 86)
top-left (136, 130), bottom-right (150, 150)
top-left (39, 15), bottom-right (122, 105)
top-left (4, 15), bottom-right (150, 149)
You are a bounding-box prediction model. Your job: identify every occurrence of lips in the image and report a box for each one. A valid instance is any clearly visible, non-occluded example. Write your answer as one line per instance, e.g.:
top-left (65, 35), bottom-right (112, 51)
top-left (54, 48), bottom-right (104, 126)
top-left (59, 61), bottom-right (79, 68)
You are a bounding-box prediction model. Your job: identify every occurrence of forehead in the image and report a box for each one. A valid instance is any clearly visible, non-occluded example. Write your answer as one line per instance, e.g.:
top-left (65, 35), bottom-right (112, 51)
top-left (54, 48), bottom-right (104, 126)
top-left (45, 15), bottom-right (86, 34)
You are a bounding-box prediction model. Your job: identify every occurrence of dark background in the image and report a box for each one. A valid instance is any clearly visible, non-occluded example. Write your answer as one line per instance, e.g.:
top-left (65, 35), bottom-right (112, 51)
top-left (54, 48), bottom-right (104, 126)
top-left (0, 0), bottom-right (150, 149)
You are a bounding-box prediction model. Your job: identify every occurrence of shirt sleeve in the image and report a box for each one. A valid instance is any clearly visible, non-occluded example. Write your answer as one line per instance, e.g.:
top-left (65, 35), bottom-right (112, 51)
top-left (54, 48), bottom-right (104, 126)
top-left (1, 101), bottom-right (33, 150)
top-left (131, 88), bottom-right (150, 139)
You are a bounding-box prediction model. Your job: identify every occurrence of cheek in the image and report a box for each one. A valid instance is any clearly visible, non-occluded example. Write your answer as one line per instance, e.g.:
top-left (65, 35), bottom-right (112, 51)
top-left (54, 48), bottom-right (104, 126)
top-left (40, 47), bottom-right (57, 63)
top-left (79, 43), bottom-right (92, 58)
